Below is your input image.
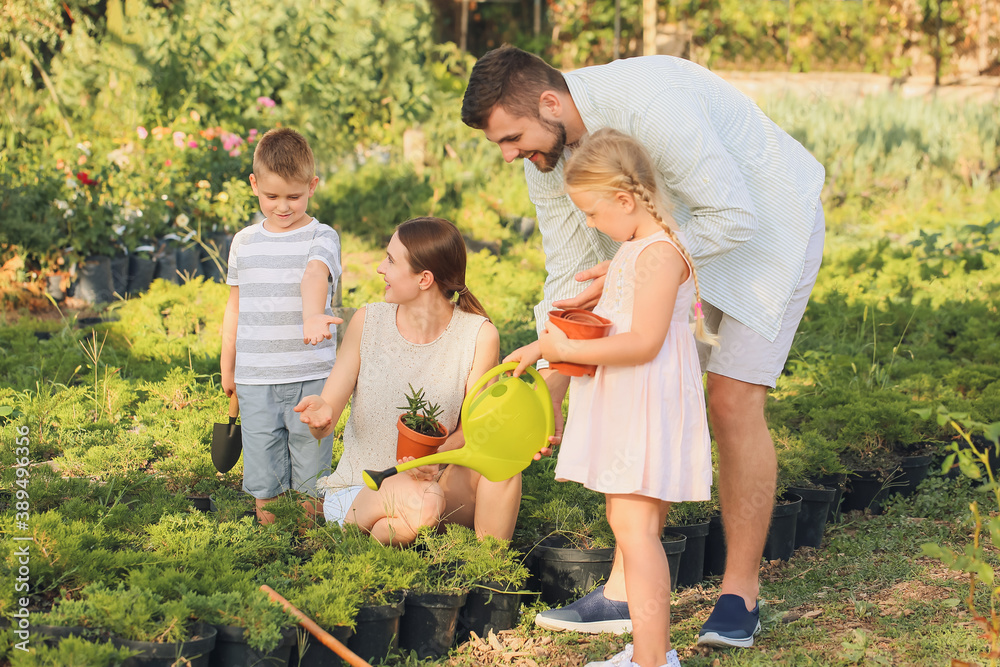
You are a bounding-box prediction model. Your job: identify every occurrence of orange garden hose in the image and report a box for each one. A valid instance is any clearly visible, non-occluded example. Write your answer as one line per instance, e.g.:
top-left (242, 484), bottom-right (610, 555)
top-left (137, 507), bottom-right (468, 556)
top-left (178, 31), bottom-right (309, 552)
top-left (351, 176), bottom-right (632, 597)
top-left (260, 585), bottom-right (372, 667)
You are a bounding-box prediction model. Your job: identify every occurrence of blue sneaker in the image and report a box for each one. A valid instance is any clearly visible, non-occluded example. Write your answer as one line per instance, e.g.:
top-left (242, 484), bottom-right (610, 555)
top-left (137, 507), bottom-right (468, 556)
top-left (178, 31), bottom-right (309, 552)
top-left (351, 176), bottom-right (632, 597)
top-left (534, 586), bottom-right (632, 634)
top-left (697, 594), bottom-right (761, 648)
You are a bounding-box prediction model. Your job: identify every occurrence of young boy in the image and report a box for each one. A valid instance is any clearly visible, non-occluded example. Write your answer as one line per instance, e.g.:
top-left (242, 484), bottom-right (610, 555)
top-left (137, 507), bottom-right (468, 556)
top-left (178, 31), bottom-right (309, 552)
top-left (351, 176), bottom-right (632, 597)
top-left (221, 128), bottom-right (342, 524)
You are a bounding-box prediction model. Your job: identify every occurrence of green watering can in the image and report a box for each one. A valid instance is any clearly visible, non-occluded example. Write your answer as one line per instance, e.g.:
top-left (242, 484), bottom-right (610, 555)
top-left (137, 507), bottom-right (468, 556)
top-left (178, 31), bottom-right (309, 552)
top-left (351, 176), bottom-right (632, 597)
top-left (362, 362), bottom-right (555, 490)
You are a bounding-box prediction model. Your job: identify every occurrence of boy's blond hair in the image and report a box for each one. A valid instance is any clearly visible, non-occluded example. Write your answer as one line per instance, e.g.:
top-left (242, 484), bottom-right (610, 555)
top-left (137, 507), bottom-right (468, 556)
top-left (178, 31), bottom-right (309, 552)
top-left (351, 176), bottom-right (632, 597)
top-left (252, 128), bottom-right (315, 184)
top-left (564, 128), bottom-right (716, 345)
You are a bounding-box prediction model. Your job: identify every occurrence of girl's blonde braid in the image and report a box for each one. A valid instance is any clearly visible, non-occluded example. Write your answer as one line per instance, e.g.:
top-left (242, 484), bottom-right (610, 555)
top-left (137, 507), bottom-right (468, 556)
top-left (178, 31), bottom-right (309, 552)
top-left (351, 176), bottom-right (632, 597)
top-left (628, 178), bottom-right (717, 345)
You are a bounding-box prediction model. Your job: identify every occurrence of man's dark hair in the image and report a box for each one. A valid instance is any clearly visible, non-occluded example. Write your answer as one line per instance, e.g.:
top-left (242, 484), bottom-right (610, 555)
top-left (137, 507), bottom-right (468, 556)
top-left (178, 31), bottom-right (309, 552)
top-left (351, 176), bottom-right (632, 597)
top-left (461, 45), bottom-right (569, 130)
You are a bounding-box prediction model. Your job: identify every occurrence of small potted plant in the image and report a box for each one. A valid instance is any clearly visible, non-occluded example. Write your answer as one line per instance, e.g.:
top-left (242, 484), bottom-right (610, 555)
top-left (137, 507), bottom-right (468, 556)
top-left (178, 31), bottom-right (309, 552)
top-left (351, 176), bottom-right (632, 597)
top-left (525, 497), bottom-right (616, 606)
top-left (396, 384), bottom-right (448, 460)
top-left (398, 527), bottom-right (470, 660)
top-left (663, 499), bottom-right (718, 588)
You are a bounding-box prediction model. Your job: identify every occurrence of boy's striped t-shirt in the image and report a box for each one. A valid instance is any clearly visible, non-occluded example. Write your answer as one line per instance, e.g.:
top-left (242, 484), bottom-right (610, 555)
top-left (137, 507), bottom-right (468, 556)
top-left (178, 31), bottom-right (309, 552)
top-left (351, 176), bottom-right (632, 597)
top-left (227, 218), bottom-right (341, 385)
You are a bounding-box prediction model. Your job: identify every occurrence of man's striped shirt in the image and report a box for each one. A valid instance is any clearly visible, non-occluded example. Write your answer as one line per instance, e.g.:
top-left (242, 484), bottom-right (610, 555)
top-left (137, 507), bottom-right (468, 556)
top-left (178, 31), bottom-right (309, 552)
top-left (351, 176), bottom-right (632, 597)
top-left (526, 56), bottom-right (825, 342)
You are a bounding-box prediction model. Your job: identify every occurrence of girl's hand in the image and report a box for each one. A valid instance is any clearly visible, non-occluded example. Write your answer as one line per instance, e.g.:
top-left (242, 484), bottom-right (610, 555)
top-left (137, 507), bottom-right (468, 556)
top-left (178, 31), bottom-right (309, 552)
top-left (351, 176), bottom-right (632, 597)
top-left (503, 341), bottom-right (543, 377)
top-left (533, 433), bottom-right (563, 461)
top-left (539, 324), bottom-right (570, 362)
top-left (294, 395), bottom-right (335, 439)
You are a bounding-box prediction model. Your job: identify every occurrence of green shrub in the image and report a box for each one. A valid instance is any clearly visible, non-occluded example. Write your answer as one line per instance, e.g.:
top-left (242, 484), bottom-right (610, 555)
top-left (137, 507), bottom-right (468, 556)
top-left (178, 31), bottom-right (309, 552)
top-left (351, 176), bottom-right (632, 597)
top-left (297, 539), bottom-right (423, 606)
top-left (42, 583), bottom-right (193, 643)
top-left (9, 635), bottom-right (137, 667)
top-left (413, 525), bottom-right (529, 590)
top-left (144, 512), bottom-right (293, 569)
top-left (0, 512), bottom-right (152, 614)
top-left (187, 588), bottom-right (296, 653)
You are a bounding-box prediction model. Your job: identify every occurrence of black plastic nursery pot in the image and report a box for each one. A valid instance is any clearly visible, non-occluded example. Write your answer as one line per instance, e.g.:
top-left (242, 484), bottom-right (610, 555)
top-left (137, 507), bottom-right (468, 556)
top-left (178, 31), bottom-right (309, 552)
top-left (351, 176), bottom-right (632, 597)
top-left (811, 473), bottom-right (847, 523)
top-left (532, 538), bottom-right (615, 606)
top-left (346, 594), bottom-right (406, 664)
top-left (898, 454), bottom-right (933, 497)
top-left (31, 623), bottom-right (87, 646)
top-left (398, 590), bottom-right (468, 660)
top-left (45, 274), bottom-right (65, 301)
top-left (209, 624), bottom-right (296, 667)
top-left (153, 251), bottom-right (180, 285)
top-left (456, 582), bottom-right (524, 643)
top-left (841, 470), bottom-right (897, 515)
top-left (176, 246), bottom-right (203, 280)
top-left (295, 624), bottom-right (353, 667)
top-left (665, 520), bottom-right (710, 588)
top-left (114, 622), bottom-right (216, 667)
top-left (110, 255), bottom-right (129, 299)
top-left (75, 255), bottom-right (116, 304)
top-left (660, 532), bottom-right (687, 592)
top-left (704, 514), bottom-right (726, 578)
top-left (763, 494), bottom-right (802, 562)
top-left (126, 255), bottom-right (156, 297)
top-left (787, 485), bottom-right (837, 549)
top-left (187, 494), bottom-right (212, 512)
top-left (200, 234), bottom-right (231, 282)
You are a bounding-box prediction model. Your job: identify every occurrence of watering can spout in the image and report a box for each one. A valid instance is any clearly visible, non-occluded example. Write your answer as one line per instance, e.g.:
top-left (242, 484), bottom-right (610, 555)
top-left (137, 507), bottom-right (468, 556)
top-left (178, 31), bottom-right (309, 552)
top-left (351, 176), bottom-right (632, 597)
top-left (362, 363), bottom-right (555, 490)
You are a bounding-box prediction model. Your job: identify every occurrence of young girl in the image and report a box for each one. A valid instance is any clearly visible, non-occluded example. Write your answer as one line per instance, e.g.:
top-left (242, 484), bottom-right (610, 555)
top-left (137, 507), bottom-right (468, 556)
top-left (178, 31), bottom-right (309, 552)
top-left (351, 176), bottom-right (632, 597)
top-left (295, 217), bottom-right (518, 545)
top-left (508, 128), bottom-right (714, 667)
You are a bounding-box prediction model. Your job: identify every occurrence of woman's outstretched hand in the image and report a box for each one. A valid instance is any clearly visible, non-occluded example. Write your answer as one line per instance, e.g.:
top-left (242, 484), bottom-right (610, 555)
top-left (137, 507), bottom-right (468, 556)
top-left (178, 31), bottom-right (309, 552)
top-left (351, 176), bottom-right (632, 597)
top-left (552, 261), bottom-right (611, 311)
top-left (399, 456), bottom-right (439, 482)
top-left (294, 394), bottom-right (334, 439)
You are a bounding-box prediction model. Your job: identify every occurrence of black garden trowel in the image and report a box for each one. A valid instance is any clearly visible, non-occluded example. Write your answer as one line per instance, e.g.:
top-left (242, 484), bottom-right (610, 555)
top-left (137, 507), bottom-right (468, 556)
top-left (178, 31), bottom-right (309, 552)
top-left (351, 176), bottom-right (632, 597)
top-left (211, 395), bottom-right (242, 473)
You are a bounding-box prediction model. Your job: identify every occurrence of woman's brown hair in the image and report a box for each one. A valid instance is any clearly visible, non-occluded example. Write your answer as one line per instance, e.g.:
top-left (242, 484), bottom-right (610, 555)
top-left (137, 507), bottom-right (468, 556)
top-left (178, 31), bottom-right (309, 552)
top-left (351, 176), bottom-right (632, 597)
top-left (396, 217), bottom-right (491, 321)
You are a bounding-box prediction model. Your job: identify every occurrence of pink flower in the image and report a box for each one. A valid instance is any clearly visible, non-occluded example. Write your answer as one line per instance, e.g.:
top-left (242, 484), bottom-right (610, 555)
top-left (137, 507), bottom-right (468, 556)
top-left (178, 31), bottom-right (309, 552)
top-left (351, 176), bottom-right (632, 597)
top-left (256, 96), bottom-right (276, 108)
top-left (165, 160), bottom-right (172, 166)
top-left (188, 140), bottom-right (198, 148)
top-left (221, 132), bottom-right (243, 151)
top-left (229, 149), bottom-right (241, 157)
top-left (136, 126), bottom-right (148, 140)
top-left (248, 129), bottom-right (258, 140)
top-left (173, 131), bottom-right (186, 148)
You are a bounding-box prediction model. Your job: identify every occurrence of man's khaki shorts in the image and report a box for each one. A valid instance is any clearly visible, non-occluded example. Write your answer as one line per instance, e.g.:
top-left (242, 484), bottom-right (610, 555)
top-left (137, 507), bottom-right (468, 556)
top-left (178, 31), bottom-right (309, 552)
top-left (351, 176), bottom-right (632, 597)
top-left (697, 201), bottom-right (826, 388)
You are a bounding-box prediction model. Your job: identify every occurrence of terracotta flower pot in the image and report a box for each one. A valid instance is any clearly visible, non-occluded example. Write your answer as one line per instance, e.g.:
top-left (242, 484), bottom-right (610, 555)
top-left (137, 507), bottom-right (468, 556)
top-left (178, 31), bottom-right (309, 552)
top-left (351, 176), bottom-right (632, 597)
top-left (396, 415), bottom-right (448, 460)
top-left (547, 309), bottom-right (614, 377)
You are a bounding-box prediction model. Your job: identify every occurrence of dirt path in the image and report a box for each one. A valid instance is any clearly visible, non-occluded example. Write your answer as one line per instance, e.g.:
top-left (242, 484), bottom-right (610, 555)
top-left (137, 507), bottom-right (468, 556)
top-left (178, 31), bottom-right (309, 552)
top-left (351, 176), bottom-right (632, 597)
top-left (717, 71), bottom-right (1000, 103)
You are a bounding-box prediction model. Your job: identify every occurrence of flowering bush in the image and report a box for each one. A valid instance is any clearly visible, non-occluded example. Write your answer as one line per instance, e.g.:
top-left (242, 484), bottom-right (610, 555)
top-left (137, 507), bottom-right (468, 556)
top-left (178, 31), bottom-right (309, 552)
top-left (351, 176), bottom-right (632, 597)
top-left (2, 118), bottom-right (258, 266)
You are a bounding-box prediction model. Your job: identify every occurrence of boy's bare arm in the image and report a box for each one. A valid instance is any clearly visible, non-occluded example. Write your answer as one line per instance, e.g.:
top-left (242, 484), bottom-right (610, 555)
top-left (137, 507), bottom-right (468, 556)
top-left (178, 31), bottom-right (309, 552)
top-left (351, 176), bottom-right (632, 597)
top-left (294, 305), bottom-right (366, 440)
top-left (302, 260), bottom-right (342, 345)
top-left (221, 286), bottom-right (240, 397)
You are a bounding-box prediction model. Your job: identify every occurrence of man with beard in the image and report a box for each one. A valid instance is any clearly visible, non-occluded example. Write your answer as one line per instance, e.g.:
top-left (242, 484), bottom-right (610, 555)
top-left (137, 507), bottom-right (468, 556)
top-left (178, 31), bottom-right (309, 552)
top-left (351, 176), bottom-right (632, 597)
top-left (461, 45), bottom-right (825, 652)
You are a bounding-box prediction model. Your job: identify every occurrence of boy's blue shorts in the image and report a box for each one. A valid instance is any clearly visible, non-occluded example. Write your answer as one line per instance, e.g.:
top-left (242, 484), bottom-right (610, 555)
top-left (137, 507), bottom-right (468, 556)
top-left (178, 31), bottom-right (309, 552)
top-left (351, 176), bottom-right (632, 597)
top-left (236, 379), bottom-right (333, 499)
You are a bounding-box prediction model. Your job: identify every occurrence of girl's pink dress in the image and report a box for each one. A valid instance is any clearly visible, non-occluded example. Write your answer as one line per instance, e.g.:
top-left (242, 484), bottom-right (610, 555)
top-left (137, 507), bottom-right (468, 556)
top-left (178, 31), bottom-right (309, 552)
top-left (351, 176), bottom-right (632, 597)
top-left (555, 230), bottom-right (712, 501)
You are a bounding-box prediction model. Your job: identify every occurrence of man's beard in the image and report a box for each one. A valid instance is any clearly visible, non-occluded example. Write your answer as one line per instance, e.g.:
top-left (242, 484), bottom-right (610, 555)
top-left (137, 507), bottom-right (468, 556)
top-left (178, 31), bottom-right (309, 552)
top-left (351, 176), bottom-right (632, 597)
top-left (533, 118), bottom-right (567, 173)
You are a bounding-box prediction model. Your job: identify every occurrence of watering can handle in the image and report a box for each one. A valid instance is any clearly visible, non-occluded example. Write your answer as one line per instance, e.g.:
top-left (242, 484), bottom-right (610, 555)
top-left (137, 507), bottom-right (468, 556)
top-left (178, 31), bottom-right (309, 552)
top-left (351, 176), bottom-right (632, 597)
top-left (461, 362), bottom-right (555, 441)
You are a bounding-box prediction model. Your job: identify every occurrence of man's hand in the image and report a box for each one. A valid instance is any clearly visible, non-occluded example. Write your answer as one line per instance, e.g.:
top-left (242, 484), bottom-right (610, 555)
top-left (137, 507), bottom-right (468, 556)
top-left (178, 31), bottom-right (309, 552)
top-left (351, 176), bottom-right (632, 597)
top-left (294, 394), bottom-right (335, 439)
top-left (503, 341), bottom-right (543, 378)
top-left (534, 368), bottom-right (567, 459)
top-left (303, 314), bottom-right (343, 346)
top-left (552, 261), bottom-right (610, 311)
